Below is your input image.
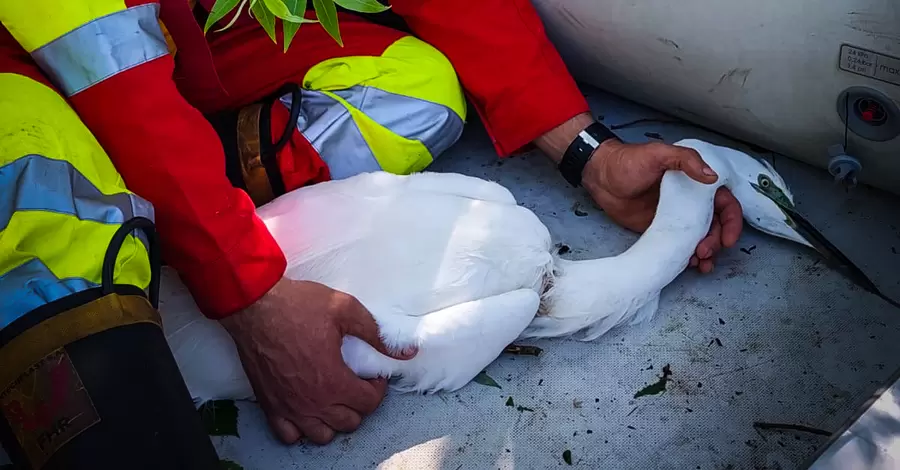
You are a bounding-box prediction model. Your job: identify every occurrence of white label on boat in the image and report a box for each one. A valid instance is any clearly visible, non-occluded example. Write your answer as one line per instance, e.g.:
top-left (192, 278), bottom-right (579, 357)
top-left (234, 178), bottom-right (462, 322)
top-left (839, 44), bottom-right (900, 87)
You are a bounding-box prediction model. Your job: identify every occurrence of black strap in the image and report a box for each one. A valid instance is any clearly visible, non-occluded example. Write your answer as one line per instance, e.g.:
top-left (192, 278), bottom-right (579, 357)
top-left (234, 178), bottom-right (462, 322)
top-left (258, 83), bottom-right (303, 197)
top-left (558, 121), bottom-right (618, 187)
top-left (102, 217), bottom-right (161, 309)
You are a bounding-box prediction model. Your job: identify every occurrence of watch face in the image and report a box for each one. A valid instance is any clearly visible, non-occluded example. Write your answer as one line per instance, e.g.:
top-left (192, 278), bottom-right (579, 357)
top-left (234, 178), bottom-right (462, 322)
top-left (579, 129), bottom-right (601, 149)
top-left (558, 122), bottom-right (617, 187)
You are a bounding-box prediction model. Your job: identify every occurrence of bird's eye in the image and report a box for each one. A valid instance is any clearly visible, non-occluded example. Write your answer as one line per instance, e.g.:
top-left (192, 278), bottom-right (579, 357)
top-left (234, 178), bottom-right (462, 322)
top-left (759, 175), bottom-right (771, 188)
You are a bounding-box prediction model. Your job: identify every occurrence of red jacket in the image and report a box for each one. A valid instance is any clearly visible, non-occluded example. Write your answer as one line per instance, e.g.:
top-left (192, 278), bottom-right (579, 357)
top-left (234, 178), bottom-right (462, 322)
top-left (0, 0), bottom-right (588, 318)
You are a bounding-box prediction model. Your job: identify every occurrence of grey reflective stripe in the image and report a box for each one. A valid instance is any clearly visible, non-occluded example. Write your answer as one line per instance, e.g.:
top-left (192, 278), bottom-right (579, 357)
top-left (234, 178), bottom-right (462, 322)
top-left (0, 154), bottom-right (155, 247)
top-left (282, 90), bottom-right (382, 180)
top-left (31, 3), bottom-right (168, 97)
top-left (0, 258), bottom-right (98, 330)
top-left (281, 85), bottom-right (464, 179)
top-left (332, 86), bottom-right (464, 159)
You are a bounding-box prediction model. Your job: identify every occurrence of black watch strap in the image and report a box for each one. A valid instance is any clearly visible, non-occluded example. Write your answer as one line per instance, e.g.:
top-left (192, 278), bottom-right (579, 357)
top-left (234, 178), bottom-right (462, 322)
top-left (558, 122), bottom-right (618, 187)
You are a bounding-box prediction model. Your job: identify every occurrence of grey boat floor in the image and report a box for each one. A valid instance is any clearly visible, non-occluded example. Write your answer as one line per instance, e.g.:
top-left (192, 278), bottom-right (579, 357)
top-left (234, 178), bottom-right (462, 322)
top-left (210, 88), bottom-right (900, 469)
top-left (3, 86), bottom-right (899, 470)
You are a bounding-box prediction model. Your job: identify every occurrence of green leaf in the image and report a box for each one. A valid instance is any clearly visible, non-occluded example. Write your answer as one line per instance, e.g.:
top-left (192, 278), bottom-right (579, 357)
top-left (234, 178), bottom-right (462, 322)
top-left (282, 0), bottom-right (309, 52)
top-left (204, 0), bottom-right (243, 33)
top-left (220, 459), bottom-right (244, 470)
top-left (633, 364), bottom-right (672, 399)
top-left (198, 400), bottom-right (240, 437)
top-left (250, 0), bottom-right (277, 43)
top-left (313, 0), bottom-right (343, 46)
top-left (562, 449), bottom-right (573, 465)
top-left (333, 0), bottom-right (390, 13)
top-left (473, 371), bottom-right (501, 389)
top-left (262, 0), bottom-right (312, 23)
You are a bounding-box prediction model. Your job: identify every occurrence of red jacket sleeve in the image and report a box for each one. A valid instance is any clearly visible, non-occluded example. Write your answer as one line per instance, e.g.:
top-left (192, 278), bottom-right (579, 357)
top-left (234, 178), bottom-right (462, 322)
top-left (71, 54), bottom-right (285, 318)
top-left (47, 2), bottom-right (285, 318)
top-left (390, 0), bottom-right (590, 156)
top-left (0, 28), bottom-right (51, 88)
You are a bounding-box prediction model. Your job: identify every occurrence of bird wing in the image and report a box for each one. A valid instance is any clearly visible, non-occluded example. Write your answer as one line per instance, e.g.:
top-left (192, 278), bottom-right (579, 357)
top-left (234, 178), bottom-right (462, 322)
top-left (259, 171), bottom-right (552, 320)
top-left (341, 289), bottom-right (541, 394)
top-left (400, 172), bottom-right (518, 205)
top-left (159, 268), bottom-right (252, 405)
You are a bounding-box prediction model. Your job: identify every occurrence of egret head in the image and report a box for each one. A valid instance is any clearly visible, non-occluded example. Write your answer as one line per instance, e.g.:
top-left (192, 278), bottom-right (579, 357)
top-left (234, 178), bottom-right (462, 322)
top-left (730, 156), bottom-right (815, 248)
top-left (675, 139), bottom-right (896, 308)
top-left (675, 139), bottom-right (814, 248)
top-left (726, 143), bottom-right (898, 308)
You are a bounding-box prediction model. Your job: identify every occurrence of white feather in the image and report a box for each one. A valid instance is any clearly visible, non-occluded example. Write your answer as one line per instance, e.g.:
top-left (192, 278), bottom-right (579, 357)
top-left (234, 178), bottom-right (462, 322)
top-left (160, 139), bottom-right (805, 402)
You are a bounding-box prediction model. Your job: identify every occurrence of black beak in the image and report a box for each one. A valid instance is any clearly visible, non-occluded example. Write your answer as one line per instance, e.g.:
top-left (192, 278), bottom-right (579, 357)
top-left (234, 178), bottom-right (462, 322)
top-left (777, 203), bottom-right (900, 310)
top-left (751, 181), bottom-right (898, 309)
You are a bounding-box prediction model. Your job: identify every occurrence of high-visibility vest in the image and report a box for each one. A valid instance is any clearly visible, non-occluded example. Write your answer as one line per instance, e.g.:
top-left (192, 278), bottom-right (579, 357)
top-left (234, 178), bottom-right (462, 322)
top-left (0, 0), bottom-right (469, 318)
top-left (0, 60), bottom-right (153, 328)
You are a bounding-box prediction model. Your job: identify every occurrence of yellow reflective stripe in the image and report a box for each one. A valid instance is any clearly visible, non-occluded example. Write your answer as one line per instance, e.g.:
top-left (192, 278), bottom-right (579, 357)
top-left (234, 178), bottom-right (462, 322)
top-left (304, 36), bottom-right (467, 121)
top-left (300, 36), bottom-right (466, 175)
top-left (0, 211), bottom-right (150, 290)
top-left (321, 90), bottom-right (434, 175)
top-left (0, 72), bottom-right (150, 321)
top-left (379, 36), bottom-right (467, 121)
top-left (0, 74), bottom-right (131, 196)
top-left (0, 0), bottom-right (127, 53)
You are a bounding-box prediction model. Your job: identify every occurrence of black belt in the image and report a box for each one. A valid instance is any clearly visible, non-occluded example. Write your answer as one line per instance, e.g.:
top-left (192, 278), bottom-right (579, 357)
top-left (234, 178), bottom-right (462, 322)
top-left (206, 83), bottom-right (302, 207)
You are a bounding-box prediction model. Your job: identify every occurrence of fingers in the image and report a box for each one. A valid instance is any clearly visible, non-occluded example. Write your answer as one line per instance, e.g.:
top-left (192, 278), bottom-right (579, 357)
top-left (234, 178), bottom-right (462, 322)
top-left (714, 188), bottom-right (743, 247)
top-left (341, 377), bottom-right (389, 416)
top-left (294, 416), bottom-right (336, 445)
top-left (652, 143), bottom-right (718, 184)
top-left (693, 188), bottom-right (744, 275)
top-left (320, 405), bottom-right (363, 433)
top-left (272, 378), bottom-right (388, 446)
top-left (694, 215), bottom-right (722, 274)
top-left (326, 377), bottom-right (387, 433)
top-left (696, 215), bottom-right (723, 259)
top-left (337, 296), bottom-right (418, 360)
top-left (368, 377), bottom-right (389, 397)
top-left (269, 415), bottom-right (302, 444)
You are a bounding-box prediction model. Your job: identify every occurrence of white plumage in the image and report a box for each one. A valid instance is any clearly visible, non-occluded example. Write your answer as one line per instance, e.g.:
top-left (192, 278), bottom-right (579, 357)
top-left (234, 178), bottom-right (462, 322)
top-left (161, 139), bottom-right (809, 403)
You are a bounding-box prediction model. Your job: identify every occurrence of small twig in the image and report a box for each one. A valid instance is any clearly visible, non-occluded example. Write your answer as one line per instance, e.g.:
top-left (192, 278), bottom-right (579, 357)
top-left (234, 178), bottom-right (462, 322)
top-left (503, 344), bottom-right (543, 356)
top-left (753, 421), bottom-right (831, 436)
top-left (608, 118), bottom-right (682, 130)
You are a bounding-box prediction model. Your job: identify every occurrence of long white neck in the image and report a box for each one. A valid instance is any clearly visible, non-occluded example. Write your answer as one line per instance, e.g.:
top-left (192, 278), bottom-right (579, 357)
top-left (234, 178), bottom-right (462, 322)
top-left (528, 158), bottom-right (734, 340)
top-left (624, 166), bottom-right (731, 286)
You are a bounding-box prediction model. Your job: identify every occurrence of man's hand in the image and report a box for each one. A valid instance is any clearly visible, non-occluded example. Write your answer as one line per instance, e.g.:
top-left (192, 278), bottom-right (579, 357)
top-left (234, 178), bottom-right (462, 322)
top-left (219, 278), bottom-right (416, 445)
top-left (582, 139), bottom-right (743, 273)
top-left (534, 113), bottom-right (743, 272)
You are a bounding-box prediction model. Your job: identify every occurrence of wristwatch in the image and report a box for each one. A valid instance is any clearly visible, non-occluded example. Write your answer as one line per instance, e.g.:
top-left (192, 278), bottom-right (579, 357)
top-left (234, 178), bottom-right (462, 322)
top-left (558, 121), bottom-right (618, 187)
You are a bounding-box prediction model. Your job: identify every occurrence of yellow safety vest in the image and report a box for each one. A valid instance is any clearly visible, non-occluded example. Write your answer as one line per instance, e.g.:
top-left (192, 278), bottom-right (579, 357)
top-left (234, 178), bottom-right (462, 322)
top-left (0, 72), bottom-right (153, 328)
top-left (0, 0), bottom-right (158, 328)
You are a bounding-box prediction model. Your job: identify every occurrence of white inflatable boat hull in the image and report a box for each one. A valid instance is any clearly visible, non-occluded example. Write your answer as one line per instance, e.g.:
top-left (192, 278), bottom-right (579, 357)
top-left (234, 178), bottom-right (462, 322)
top-left (532, 0), bottom-right (900, 194)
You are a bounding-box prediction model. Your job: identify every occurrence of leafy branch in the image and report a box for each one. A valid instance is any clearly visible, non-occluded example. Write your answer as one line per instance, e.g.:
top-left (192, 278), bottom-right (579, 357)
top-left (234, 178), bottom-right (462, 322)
top-left (205, 0), bottom-right (390, 52)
